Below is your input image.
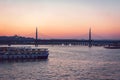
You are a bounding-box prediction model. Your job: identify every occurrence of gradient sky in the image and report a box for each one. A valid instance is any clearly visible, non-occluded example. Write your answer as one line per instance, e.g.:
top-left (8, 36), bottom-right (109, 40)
top-left (0, 0), bottom-right (120, 39)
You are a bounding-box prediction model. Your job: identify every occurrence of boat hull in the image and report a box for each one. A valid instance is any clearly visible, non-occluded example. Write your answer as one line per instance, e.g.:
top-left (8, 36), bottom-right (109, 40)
top-left (104, 46), bottom-right (120, 49)
top-left (0, 53), bottom-right (49, 61)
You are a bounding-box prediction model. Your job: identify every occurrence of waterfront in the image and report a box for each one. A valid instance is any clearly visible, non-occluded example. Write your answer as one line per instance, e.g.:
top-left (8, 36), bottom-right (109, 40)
top-left (0, 45), bottom-right (120, 80)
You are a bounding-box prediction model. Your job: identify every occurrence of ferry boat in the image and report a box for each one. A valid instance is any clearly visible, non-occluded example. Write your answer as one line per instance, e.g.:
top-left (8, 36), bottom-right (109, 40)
top-left (0, 27), bottom-right (49, 60)
top-left (0, 46), bottom-right (49, 60)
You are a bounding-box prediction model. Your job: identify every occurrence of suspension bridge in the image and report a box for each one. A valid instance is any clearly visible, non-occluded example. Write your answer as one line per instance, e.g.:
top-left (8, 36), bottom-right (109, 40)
top-left (0, 28), bottom-right (120, 47)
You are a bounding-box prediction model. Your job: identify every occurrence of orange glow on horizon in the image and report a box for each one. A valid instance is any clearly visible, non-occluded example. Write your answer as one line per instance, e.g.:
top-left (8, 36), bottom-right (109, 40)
top-left (0, 0), bottom-right (120, 39)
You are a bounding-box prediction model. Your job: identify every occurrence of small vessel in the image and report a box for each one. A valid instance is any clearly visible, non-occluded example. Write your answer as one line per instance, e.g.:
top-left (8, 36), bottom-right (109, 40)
top-left (104, 44), bottom-right (120, 49)
top-left (0, 27), bottom-right (49, 60)
top-left (104, 46), bottom-right (120, 49)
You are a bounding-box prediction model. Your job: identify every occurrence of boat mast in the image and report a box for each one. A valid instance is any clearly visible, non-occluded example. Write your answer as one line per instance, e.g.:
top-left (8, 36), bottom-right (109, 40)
top-left (35, 27), bottom-right (38, 47)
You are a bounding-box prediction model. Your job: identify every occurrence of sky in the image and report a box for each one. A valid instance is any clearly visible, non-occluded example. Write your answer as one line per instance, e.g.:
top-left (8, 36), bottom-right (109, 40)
top-left (0, 0), bottom-right (120, 39)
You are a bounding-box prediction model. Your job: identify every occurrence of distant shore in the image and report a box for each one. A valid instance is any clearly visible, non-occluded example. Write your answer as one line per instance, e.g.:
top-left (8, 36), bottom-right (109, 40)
top-left (0, 36), bottom-right (120, 46)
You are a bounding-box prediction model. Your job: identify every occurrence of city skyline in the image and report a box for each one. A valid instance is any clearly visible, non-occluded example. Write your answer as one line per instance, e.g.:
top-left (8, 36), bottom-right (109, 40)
top-left (0, 0), bottom-right (120, 40)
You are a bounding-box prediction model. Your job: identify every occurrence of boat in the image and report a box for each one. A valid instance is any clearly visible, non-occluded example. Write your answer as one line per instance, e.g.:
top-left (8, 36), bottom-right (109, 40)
top-left (104, 46), bottom-right (120, 49)
top-left (0, 27), bottom-right (49, 60)
top-left (0, 46), bottom-right (49, 60)
top-left (104, 44), bottom-right (120, 49)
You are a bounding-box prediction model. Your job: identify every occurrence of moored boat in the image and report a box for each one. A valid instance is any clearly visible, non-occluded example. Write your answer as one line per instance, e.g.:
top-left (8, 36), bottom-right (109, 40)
top-left (0, 46), bottom-right (49, 60)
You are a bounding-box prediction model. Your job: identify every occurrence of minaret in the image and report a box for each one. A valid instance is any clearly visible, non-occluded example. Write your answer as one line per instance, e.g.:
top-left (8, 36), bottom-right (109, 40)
top-left (35, 27), bottom-right (38, 47)
top-left (89, 27), bottom-right (92, 47)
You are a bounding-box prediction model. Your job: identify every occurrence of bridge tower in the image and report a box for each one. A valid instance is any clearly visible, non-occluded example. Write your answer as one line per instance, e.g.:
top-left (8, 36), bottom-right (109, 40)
top-left (89, 27), bottom-right (92, 47)
top-left (35, 27), bottom-right (38, 47)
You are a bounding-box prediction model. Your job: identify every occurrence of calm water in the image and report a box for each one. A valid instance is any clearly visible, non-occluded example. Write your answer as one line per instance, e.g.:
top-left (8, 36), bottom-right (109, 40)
top-left (0, 45), bottom-right (120, 80)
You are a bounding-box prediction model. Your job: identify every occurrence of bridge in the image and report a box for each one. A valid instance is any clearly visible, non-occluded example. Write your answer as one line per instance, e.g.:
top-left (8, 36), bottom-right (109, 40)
top-left (0, 28), bottom-right (120, 47)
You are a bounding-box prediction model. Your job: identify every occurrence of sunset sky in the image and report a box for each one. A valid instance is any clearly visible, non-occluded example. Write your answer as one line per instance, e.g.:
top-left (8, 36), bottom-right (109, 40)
top-left (0, 0), bottom-right (120, 39)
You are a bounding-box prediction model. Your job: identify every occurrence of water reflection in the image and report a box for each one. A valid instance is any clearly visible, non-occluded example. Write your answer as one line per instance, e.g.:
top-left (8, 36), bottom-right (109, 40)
top-left (0, 59), bottom-right (49, 63)
top-left (0, 45), bottom-right (120, 80)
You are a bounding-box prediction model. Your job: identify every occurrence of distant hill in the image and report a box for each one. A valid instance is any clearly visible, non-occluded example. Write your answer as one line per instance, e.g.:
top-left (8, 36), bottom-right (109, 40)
top-left (0, 35), bottom-right (34, 44)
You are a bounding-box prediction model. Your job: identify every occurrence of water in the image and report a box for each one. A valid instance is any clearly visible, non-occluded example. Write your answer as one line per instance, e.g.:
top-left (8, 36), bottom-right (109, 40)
top-left (0, 45), bottom-right (120, 80)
